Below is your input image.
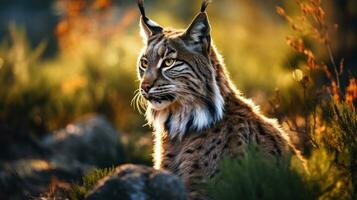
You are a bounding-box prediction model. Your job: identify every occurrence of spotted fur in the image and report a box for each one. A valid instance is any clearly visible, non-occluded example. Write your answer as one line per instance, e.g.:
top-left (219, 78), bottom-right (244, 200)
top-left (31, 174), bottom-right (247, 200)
top-left (135, 1), bottom-right (299, 199)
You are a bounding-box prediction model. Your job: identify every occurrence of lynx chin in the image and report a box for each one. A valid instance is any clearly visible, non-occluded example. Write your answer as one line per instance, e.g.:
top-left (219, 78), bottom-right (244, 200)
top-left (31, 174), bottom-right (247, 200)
top-left (135, 0), bottom-right (299, 199)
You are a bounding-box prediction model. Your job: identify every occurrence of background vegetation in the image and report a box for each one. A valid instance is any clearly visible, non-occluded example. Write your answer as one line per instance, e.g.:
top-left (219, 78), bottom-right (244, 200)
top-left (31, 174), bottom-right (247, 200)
top-left (0, 0), bottom-right (356, 199)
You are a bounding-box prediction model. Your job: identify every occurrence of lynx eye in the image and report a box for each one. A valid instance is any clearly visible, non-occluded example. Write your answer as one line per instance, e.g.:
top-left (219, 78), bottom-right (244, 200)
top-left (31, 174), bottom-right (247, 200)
top-left (164, 59), bottom-right (175, 67)
top-left (141, 58), bottom-right (148, 69)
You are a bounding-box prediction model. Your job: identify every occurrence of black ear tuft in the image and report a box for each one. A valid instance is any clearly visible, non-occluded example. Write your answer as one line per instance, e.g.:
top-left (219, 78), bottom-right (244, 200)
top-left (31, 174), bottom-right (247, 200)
top-left (137, 0), bottom-right (163, 40)
top-left (137, 0), bottom-right (146, 17)
top-left (201, 0), bottom-right (211, 12)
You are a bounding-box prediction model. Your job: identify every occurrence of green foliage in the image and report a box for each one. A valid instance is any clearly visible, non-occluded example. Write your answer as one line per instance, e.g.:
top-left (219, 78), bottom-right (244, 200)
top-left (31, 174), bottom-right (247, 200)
top-left (202, 147), bottom-right (318, 200)
top-left (302, 149), bottom-right (351, 200)
top-left (0, 25), bottom-right (147, 136)
top-left (0, 25), bottom-right (50, 134)
top-left (68, 167), bottom-right (115, 200)
top-left (319, 103), bottom-right (357, 199)
top-left (330, 103), bottom-right (357, 153)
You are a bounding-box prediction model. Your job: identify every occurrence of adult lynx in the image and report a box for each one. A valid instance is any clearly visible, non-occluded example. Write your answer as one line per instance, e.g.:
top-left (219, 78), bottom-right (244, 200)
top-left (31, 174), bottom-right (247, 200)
top-left (135, 0), bottom-right (296, 199)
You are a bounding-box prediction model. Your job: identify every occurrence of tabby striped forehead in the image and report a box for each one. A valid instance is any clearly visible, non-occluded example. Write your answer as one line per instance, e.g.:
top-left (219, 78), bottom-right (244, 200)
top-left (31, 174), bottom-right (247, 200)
top-left (145, 31), bottom-right (184, 55)
top-left (140, 33), bottom-right (185, 70)
top-left (143, 31), bottom-right (210, 63)
top-left (146, 38), bottom-right (175, 59)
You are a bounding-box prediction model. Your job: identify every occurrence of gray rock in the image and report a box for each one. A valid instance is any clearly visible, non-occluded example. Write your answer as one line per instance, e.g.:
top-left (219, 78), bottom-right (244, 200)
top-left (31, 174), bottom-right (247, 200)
top-left (0, 115), bottom-right (125, 199)
top-left (41, 115), bottom-right (125, 169)
top-left (86, 164), bottom-right (187, 200)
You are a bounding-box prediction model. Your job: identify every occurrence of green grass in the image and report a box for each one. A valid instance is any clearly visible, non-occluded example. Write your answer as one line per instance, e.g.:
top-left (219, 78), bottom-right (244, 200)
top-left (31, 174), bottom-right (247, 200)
top-left (67, 167), bottom-right (116, 200)
top-left (201, 147), bottom-right (318, 200)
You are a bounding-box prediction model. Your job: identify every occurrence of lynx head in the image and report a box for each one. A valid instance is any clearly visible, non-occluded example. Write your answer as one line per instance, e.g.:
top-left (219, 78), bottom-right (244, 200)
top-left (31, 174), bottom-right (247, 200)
top-left (136, 0), bottom-right (224, 139)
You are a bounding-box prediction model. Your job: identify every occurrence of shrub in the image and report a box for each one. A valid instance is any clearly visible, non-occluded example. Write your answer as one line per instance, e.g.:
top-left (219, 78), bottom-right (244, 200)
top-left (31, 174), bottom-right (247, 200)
top-left (202, 147), bottom-right (318, 200)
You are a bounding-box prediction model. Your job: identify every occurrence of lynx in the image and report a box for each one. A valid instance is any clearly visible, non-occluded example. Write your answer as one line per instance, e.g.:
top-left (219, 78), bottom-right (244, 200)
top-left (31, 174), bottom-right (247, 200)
top-left (135, 0), bottom-right (298, 199)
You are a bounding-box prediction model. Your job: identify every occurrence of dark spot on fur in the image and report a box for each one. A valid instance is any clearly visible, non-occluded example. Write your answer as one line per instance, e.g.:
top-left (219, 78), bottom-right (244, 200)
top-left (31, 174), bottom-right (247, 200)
top-left (214, 127), bottom-right (220, 133)
top-left (192, 163), bottom-right (200, 169)
top-left (257, 123), bottom-right (267, 135)
top-left (196, 145), bottom-right (203, 150)
top-left (204, 162), bottom-right (208, 167)
top-left (213, 154), bottom-right (217, 159)
top-left (223, 143), bottom-right (229, 149)
top-left (186, 149), bottom-right (194, 154)
top-left (270, 150), bottom-right (276, 155)
top-left (227, 125), bottom-right (234, 133)
top-left (234, 101), bottom-right (241, 106)
top-left (216, 139), bottom-right (222, 145)
top-left (209, 145), bottom-right (216, 151)
top-left (204, 145), bottom-right (216, 156)
top-left (166, 153), bottom-right (174, 158)
top-left (237, 140), bottom-right (243, 146)
top-left (259, 123), bottom-right (282, 156)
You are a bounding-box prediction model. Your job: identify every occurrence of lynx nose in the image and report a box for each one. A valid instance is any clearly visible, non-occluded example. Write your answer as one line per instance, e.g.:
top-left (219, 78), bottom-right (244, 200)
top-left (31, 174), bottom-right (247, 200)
top-left (141, 82), bottom-right (152, 93)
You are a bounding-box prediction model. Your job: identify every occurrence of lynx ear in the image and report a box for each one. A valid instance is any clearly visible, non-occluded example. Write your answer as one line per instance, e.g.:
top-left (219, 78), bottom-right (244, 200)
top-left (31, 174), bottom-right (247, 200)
top-left (182, 0), bottom-right (211, 53)
top-left (137, 0), bottom-right (163, 40)
top-left (184, 13), bottom-right (210, 44)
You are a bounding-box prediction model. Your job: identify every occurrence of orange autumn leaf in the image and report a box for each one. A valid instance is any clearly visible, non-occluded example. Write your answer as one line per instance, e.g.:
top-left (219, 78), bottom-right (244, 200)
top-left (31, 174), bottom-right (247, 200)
top-left (345, 78), bottom-right (357, 107)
